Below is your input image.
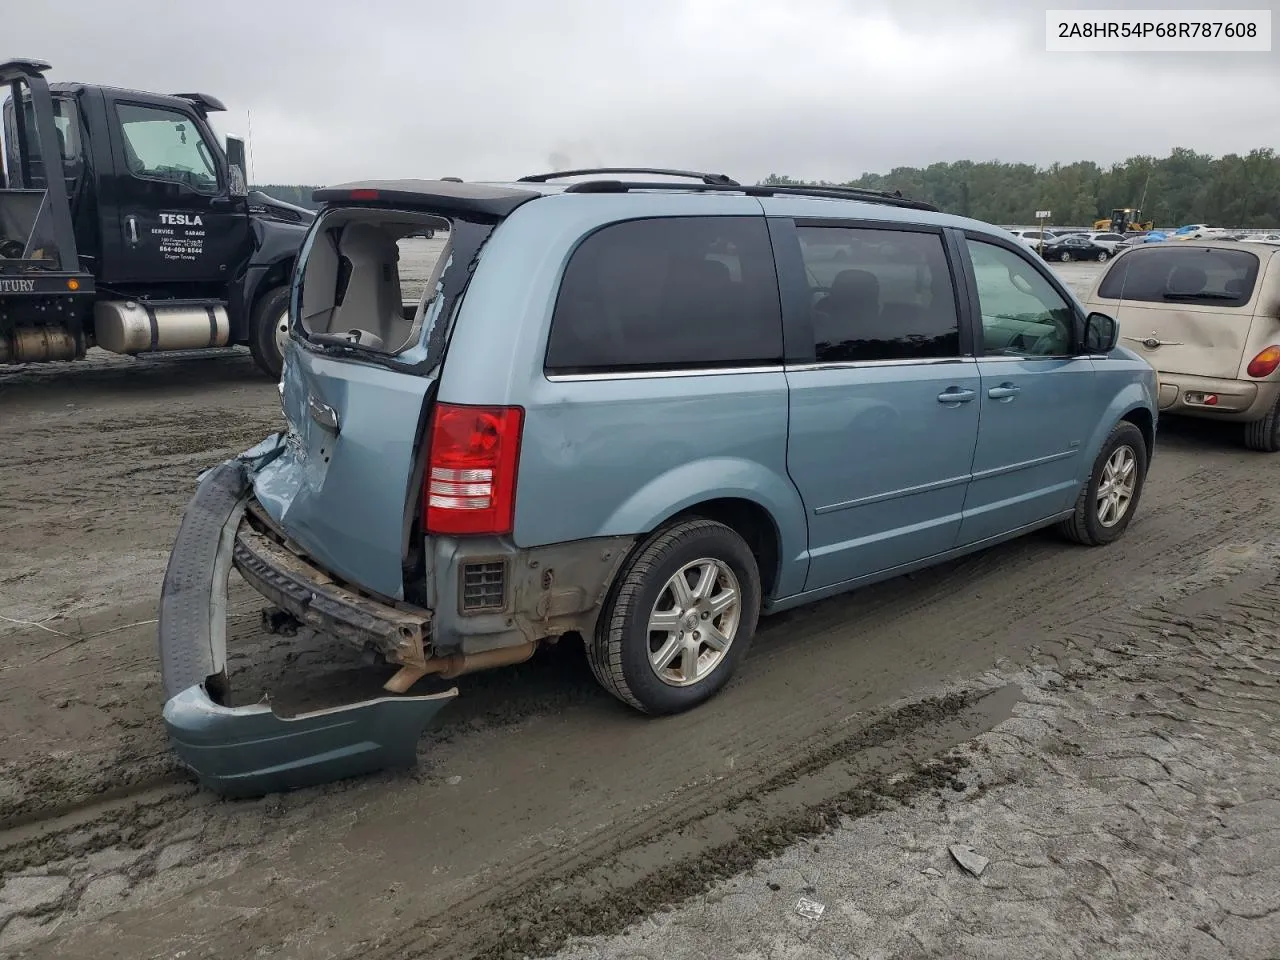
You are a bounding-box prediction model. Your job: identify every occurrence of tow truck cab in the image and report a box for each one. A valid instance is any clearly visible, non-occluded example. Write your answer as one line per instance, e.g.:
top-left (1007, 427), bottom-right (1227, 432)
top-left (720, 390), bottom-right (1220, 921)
top-left (0, 58), bottom-right (311, 375)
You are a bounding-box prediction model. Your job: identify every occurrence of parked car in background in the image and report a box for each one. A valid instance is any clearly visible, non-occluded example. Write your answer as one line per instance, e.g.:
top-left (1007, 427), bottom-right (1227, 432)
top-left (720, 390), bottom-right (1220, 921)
top-left (1088, 232), bottom-right (1131, 254)
top-left (1038, 233), bottom-right (1117, 262)
top-left (1084, 240), bottom-right (1280, 452)
top-left (1009, 228), bottom-right (1058, 249)
top-left (157, 169), bottom-right (1159, 797)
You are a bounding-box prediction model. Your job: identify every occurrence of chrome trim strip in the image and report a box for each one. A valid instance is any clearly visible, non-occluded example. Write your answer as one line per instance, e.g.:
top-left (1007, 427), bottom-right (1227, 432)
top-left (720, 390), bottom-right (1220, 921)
top-left (969, 449), bottom-right (1076, 481)
top-left (545, 364), bottom-right (786, 383)
top-left (786, 357), bottom-right (976, 373)
top-left (814, 473), bottom-right (971, 515)
top-left (544, 353), bottom-right (1108, 382)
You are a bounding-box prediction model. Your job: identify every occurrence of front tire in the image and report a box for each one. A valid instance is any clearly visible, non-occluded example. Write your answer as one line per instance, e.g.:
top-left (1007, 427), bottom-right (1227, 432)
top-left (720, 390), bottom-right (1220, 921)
top-left (587, 519), bottom-right (761, 715)
top-left (1059, 421), bottom-right (1148, 545)
top-left (1097, 250), bottom-right (1109, 262)
top-left (1059, 251), bottom-right (1072, 262)
top-left (1243, 395), bottom-right (1280, 452)
top-left (248, 285), bottom-right (291, 379)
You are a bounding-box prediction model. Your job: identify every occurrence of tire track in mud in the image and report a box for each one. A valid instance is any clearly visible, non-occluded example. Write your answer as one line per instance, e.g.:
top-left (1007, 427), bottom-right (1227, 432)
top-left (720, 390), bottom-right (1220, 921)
top-left (390, 688), bottom-right (1013, 960)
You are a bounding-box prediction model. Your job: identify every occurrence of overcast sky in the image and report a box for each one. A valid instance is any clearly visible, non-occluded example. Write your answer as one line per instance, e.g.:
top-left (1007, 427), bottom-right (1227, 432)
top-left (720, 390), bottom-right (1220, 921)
top-left (8, 0), bottom-right (1278, 185)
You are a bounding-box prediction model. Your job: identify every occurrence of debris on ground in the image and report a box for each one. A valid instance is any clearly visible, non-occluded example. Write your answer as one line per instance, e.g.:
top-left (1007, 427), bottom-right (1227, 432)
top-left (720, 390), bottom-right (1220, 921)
top-left (948, 844), bottom-right (990, 877)
top-left (920, 867), bottom-right (943, 879)
top-left (794, 897), bottom-right (825, 920)
top-left (260, 607), bottom-right (300, 636)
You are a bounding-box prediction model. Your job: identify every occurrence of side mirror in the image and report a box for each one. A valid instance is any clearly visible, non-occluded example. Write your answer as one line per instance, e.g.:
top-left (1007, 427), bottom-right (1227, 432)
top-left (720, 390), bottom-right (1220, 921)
top-left (225, 136), bottom-right (248, 198)
top-left (1084, 311), bottom-right (1119, 354)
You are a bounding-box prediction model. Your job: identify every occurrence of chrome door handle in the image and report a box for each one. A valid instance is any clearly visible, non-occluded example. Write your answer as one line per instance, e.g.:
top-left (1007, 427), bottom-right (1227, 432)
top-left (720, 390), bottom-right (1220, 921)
top-left (988, 383), bottom-right (1021, 401)
top-left (126, 215), bottom-right (139, 244)
top-left (937, 388), bottom-right (976, 404)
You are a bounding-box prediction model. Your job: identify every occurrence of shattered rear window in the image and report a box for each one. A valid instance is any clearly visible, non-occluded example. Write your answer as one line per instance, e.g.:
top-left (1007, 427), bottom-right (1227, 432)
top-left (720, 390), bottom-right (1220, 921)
top-left (296, 210), bottom-right (452, 355)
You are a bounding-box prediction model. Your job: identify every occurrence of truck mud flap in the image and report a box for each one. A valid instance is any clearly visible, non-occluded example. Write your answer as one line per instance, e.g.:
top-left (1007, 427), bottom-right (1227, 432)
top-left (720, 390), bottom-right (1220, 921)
top-left (158, 447), bottom-right (457, 799)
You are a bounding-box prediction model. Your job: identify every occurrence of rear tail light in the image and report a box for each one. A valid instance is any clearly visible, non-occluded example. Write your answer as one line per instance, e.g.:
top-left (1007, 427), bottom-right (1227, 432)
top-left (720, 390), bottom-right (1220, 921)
top-left (424, 403), bottom-right (524, 536)
top-left (1246, 345), bottom-right (1280, 379)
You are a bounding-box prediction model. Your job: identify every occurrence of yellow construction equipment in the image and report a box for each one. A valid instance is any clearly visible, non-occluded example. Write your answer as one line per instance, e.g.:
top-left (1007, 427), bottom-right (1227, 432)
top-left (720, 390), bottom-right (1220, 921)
top-left (1094, 208), bottom-right (1154, 233)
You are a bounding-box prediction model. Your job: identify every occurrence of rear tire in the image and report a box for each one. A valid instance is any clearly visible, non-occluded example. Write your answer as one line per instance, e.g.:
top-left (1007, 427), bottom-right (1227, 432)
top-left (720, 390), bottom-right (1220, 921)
top-left (1243, 396), bottom-right (1280, 452)
top-left (586, 519), bottom-right (761, 715)
top-left (1060, 251), bottom-right (1072, 262)
top-left (248, 285), bottom-right (291, 380)
top-left (1059, 421), bottom-right (1148, 546)
top-left (1097, 250), bottom-right (1109, 262)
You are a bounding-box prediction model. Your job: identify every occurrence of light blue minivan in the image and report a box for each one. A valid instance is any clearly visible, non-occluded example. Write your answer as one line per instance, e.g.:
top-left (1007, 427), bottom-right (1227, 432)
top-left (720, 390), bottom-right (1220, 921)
top-left (158, 169), bottom-right (1158, 796)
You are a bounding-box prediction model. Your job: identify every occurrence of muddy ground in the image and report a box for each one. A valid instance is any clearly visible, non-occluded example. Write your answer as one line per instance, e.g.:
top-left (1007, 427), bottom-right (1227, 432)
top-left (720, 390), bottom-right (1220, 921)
top-left (1, 262), bottom-right (1275, 958)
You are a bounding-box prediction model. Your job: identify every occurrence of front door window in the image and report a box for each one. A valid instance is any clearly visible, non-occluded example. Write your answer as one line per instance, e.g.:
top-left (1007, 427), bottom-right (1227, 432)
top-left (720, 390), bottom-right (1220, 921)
top-left (966, 240), bottom-right (1073, 357)
top-left (115, 103), bottom-right (219, 195)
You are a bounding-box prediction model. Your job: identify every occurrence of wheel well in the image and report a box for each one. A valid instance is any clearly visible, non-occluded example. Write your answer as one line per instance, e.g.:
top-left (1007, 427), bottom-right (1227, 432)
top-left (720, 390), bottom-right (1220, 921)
top-left (253, 259), bottom-right (294, 313)
top-left (669, 498), bottom-right (781, 598)
top-left (1122, 407), bottom-right (1155, 457)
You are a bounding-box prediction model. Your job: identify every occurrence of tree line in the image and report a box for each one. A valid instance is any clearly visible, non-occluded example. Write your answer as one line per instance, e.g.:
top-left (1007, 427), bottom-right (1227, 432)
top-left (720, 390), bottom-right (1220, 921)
top-left (252, 147), bottom-right (1280, 227)
top-left (763, 147), bottom-right (1280, 227)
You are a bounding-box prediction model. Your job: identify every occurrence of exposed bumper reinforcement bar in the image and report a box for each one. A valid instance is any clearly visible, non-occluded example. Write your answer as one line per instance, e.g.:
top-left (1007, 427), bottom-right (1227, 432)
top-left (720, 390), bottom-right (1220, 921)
top-left (158, 445), bottom-right (456, 799)
top-left (233, 515), bottom-right (433, 669)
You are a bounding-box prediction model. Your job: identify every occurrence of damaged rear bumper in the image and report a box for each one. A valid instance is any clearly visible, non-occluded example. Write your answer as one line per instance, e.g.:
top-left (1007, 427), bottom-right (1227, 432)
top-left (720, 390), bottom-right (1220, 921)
top-left (158, 446), bottom-right (456, 799)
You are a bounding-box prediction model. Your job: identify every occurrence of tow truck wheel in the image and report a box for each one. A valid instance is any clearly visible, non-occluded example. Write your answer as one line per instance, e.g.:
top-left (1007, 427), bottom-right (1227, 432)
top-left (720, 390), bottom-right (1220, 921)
top-left (249, 286), bottom-right (291, 379)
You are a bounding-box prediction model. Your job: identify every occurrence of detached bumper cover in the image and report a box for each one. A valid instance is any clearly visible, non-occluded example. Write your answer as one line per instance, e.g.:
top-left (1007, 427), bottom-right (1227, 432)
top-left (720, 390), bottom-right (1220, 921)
top-left (158, 445), bottom-right (456, 799)
top-left (162, 686), bottom-right (456, 799)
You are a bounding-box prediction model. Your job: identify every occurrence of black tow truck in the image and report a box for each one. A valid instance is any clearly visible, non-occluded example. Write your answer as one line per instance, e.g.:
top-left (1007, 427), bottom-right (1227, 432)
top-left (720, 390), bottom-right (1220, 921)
top-left (0, 59), bottom-right (312, 377)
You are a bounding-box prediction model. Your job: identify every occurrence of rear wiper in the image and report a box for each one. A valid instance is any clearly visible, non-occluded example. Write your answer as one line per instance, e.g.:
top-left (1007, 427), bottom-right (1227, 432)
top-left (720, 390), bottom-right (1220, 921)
top-left (1163, 292), bottom-right (1239, 300)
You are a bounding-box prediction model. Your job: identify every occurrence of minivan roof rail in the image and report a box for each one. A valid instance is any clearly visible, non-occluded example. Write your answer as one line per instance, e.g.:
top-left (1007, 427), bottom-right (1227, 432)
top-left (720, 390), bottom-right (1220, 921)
top-left (519, 167), bottom-right (740, 186)
top-left (560, 179), bottom-right (939, 212)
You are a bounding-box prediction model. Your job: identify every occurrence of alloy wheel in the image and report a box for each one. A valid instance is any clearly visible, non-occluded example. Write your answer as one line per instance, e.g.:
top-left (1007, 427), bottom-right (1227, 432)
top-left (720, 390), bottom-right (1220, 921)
top-left (1097, 444), bottom-right (1137, 527)
top-left (646, 558), bottom-right (742, 687)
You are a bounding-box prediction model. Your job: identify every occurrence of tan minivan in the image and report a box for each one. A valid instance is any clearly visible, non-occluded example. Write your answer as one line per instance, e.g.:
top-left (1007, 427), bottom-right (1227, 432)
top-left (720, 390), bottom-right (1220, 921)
top-left (1083, 240), bottom-right (1280, 451)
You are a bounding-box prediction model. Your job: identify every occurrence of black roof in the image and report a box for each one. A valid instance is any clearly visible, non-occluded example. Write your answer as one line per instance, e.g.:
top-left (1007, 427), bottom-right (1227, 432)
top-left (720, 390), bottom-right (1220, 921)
top-left (310, 176), bottom-right (938, 217)
top-left (0, 59), bottom-right (52, 84)
top-left (1, 62), bottom-right (228, 117)
top-left (312, 180), bottom-right (543, 218)
top-left (171, 92), bottom-right (226, 114)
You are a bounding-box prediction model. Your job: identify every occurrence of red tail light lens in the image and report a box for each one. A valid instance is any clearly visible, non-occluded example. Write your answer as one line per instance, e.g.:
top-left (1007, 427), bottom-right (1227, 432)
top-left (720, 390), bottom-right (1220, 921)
top-left (424, 403), bottom-right (524, 536)
top-left (1246, 345), bottom-right (1280, 379)
top-left (349, 188), bottom-right (380, 201)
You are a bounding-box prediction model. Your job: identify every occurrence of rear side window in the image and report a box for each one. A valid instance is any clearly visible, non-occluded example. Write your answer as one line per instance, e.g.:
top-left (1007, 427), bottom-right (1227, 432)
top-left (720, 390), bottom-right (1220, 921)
top-left (1098, 246), bottom-right (1260, 307)
top-left (796, 226), bottom-right (960, 362)
top-left (545, 216), bottom-right (783, 374)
